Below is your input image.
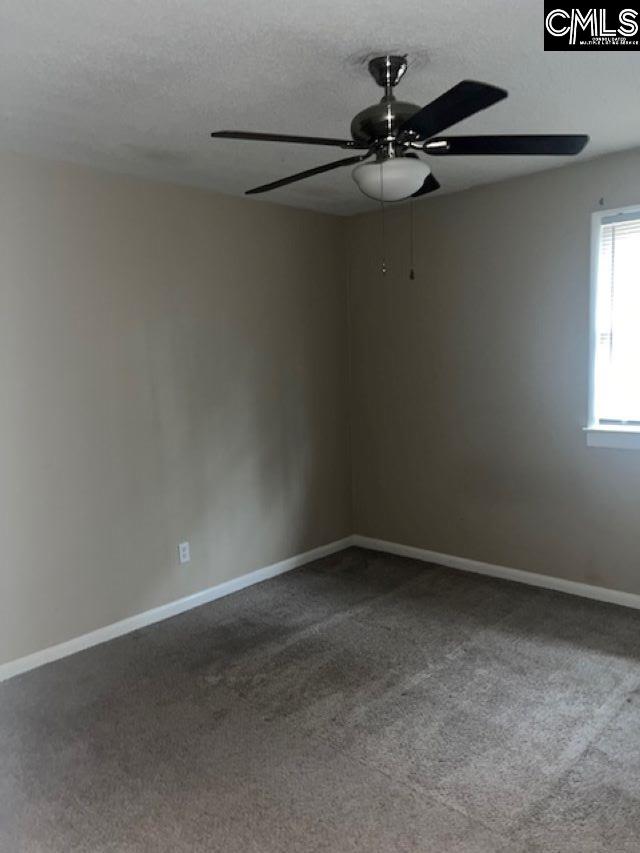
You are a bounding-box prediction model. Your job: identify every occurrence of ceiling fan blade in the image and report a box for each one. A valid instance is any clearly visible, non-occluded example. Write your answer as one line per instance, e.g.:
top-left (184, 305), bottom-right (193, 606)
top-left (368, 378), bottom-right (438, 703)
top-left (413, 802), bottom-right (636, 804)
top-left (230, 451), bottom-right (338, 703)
top-left (424, 134), bottom-right (589, 156)
top-left (411, 172), bottom-right (441, 198)
top-left (400, 80), bottom-right (508, 140)
top-left (245, 153), bottom-right (369, 195)
top-left (211, 130), bottom-right (365, 149)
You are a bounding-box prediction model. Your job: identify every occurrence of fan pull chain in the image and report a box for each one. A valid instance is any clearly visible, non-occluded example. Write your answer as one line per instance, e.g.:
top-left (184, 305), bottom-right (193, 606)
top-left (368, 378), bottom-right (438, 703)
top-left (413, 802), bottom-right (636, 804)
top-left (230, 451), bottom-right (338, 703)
top-left (409, 198), bottom-right (415, 280)
top-left (380, 162), bottom-right (387, 275)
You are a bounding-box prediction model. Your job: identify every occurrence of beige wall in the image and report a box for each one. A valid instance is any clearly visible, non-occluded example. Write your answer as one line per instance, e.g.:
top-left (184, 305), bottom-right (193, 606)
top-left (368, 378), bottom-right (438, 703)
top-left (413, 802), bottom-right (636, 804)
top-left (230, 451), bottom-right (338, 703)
top-left (0, 151), bottom-right (351, 665)
top-left (348, 148), bottom-right (640, 596)
top-left (5, 144), bottom-right (640, 667)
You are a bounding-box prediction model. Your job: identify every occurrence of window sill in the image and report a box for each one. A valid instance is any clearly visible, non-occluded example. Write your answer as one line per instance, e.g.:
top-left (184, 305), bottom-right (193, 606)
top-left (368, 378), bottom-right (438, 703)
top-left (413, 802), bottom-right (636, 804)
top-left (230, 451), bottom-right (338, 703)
top-left (584, 426), bottom-right (640, 450)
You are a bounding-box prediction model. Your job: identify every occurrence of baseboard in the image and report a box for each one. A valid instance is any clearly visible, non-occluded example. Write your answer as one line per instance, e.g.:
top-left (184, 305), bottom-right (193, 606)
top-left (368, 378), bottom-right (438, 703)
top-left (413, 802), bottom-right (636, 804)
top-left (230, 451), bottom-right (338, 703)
top-left (6, 533), bottom-right (639, 684)
top-left (0, 536), bottom-right (354, 684)
top-left (352, 534), bottom-right (640, 612)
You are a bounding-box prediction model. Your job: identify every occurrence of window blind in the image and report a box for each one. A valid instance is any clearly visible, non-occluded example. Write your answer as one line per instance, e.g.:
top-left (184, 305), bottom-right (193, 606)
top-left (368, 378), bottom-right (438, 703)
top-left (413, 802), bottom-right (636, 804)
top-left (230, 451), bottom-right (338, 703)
top-left (594, 214), bottom-right (640, 424)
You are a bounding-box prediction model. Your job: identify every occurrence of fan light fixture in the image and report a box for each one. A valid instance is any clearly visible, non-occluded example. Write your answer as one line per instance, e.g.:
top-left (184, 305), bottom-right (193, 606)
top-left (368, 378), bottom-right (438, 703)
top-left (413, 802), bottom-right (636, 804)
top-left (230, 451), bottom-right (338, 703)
top-left (211, 53), bottom-right (589, 201)
top-left (352, 157), bottom-right (431, 202)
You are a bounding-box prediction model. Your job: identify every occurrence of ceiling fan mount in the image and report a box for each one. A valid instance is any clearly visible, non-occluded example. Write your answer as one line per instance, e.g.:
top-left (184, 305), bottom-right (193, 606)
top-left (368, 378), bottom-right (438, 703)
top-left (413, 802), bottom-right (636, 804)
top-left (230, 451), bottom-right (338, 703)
top-left (350, 56), bottom-right (421, 149)
top-left (367, 54), bottom-right (409, 90)
top-left (211, 53), bottom-right (589, 201)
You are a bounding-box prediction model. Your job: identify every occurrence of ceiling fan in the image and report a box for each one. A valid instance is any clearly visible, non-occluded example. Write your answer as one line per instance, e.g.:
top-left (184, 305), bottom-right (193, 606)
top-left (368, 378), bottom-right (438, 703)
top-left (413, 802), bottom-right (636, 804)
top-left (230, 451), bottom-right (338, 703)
top-left (211, 55), bottom-right (589, 202)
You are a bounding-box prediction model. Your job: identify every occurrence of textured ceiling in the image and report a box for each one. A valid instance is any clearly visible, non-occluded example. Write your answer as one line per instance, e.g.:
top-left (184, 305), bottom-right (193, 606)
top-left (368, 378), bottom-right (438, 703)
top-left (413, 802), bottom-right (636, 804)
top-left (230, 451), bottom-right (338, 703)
top-left (2, 0), bottom-right (640, 215)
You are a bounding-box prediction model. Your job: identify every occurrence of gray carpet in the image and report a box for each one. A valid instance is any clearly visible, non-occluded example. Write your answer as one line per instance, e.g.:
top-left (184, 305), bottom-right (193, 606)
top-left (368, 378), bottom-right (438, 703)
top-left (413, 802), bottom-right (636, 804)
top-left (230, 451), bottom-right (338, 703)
top-left (2, 547), bottom-right (640, 852)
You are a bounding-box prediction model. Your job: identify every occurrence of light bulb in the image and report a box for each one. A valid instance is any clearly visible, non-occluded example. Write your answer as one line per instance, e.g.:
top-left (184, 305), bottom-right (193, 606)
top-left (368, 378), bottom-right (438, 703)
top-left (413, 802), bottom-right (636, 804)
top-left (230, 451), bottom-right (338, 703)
top-left (352, 157), bottom-right (431, 202)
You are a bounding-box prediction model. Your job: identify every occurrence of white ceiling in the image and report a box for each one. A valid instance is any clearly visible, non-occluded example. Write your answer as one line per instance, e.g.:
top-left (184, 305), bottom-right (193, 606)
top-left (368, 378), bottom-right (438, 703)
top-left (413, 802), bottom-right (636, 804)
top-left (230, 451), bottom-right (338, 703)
top-left (2, 0), bottom-right (640, 215)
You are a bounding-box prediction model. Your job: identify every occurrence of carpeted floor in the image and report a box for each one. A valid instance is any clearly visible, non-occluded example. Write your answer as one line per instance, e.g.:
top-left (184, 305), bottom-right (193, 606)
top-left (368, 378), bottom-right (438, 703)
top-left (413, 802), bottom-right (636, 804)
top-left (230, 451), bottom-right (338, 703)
top-left (2, 547), bottom-right (640, 852)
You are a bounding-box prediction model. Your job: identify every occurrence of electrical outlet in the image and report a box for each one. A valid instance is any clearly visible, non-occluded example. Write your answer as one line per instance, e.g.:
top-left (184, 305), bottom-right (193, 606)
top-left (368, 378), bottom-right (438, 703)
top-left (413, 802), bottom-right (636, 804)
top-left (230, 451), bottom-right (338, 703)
top-left (178, 541), bottom-right (191, 564)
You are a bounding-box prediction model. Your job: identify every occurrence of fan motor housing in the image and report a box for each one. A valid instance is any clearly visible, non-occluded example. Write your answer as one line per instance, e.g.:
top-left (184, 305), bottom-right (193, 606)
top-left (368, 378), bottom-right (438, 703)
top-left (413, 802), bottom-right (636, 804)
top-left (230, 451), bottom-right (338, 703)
top-left (350, 98), bottom-right (421, 146)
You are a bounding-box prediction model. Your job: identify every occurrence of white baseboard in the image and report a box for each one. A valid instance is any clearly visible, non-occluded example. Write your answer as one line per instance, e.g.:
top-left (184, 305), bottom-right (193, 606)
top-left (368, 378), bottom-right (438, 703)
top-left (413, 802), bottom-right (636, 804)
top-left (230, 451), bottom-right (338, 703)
top-left (0, 536), bottom-right (354, 684)
top-left (352, 534), bottom-right (640, 612)
top-left (5, 533), bottom-right (639, 684)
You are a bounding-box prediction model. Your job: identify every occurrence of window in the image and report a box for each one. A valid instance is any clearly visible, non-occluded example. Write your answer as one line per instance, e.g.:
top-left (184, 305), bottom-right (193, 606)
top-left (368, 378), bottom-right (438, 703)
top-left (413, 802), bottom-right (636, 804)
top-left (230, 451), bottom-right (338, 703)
top-left (587, 206), bottom-right (640, 449)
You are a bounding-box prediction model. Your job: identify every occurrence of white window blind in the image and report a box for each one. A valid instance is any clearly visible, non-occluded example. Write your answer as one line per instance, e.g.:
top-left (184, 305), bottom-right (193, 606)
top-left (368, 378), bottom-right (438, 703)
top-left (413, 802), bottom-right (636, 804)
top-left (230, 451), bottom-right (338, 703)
top-left (593, 212), bottom-right (640, 426)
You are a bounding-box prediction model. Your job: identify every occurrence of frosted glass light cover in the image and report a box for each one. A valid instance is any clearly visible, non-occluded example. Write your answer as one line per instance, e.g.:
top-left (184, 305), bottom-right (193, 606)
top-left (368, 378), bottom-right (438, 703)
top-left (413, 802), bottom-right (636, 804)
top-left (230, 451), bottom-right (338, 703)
top-left (352, 158), bottom-right (431, 202)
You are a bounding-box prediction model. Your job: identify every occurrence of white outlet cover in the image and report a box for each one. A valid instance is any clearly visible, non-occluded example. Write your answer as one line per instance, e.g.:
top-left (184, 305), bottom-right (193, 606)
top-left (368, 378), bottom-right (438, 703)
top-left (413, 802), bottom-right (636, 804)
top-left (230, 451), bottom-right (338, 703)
top-left (178, 542), bottom-right (191, 564)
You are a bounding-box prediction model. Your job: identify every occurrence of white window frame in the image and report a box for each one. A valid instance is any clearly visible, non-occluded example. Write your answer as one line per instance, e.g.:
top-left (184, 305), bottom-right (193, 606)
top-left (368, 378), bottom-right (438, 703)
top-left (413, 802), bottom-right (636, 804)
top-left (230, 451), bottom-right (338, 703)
top-left (585, 204), bottom-right (640, 450)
